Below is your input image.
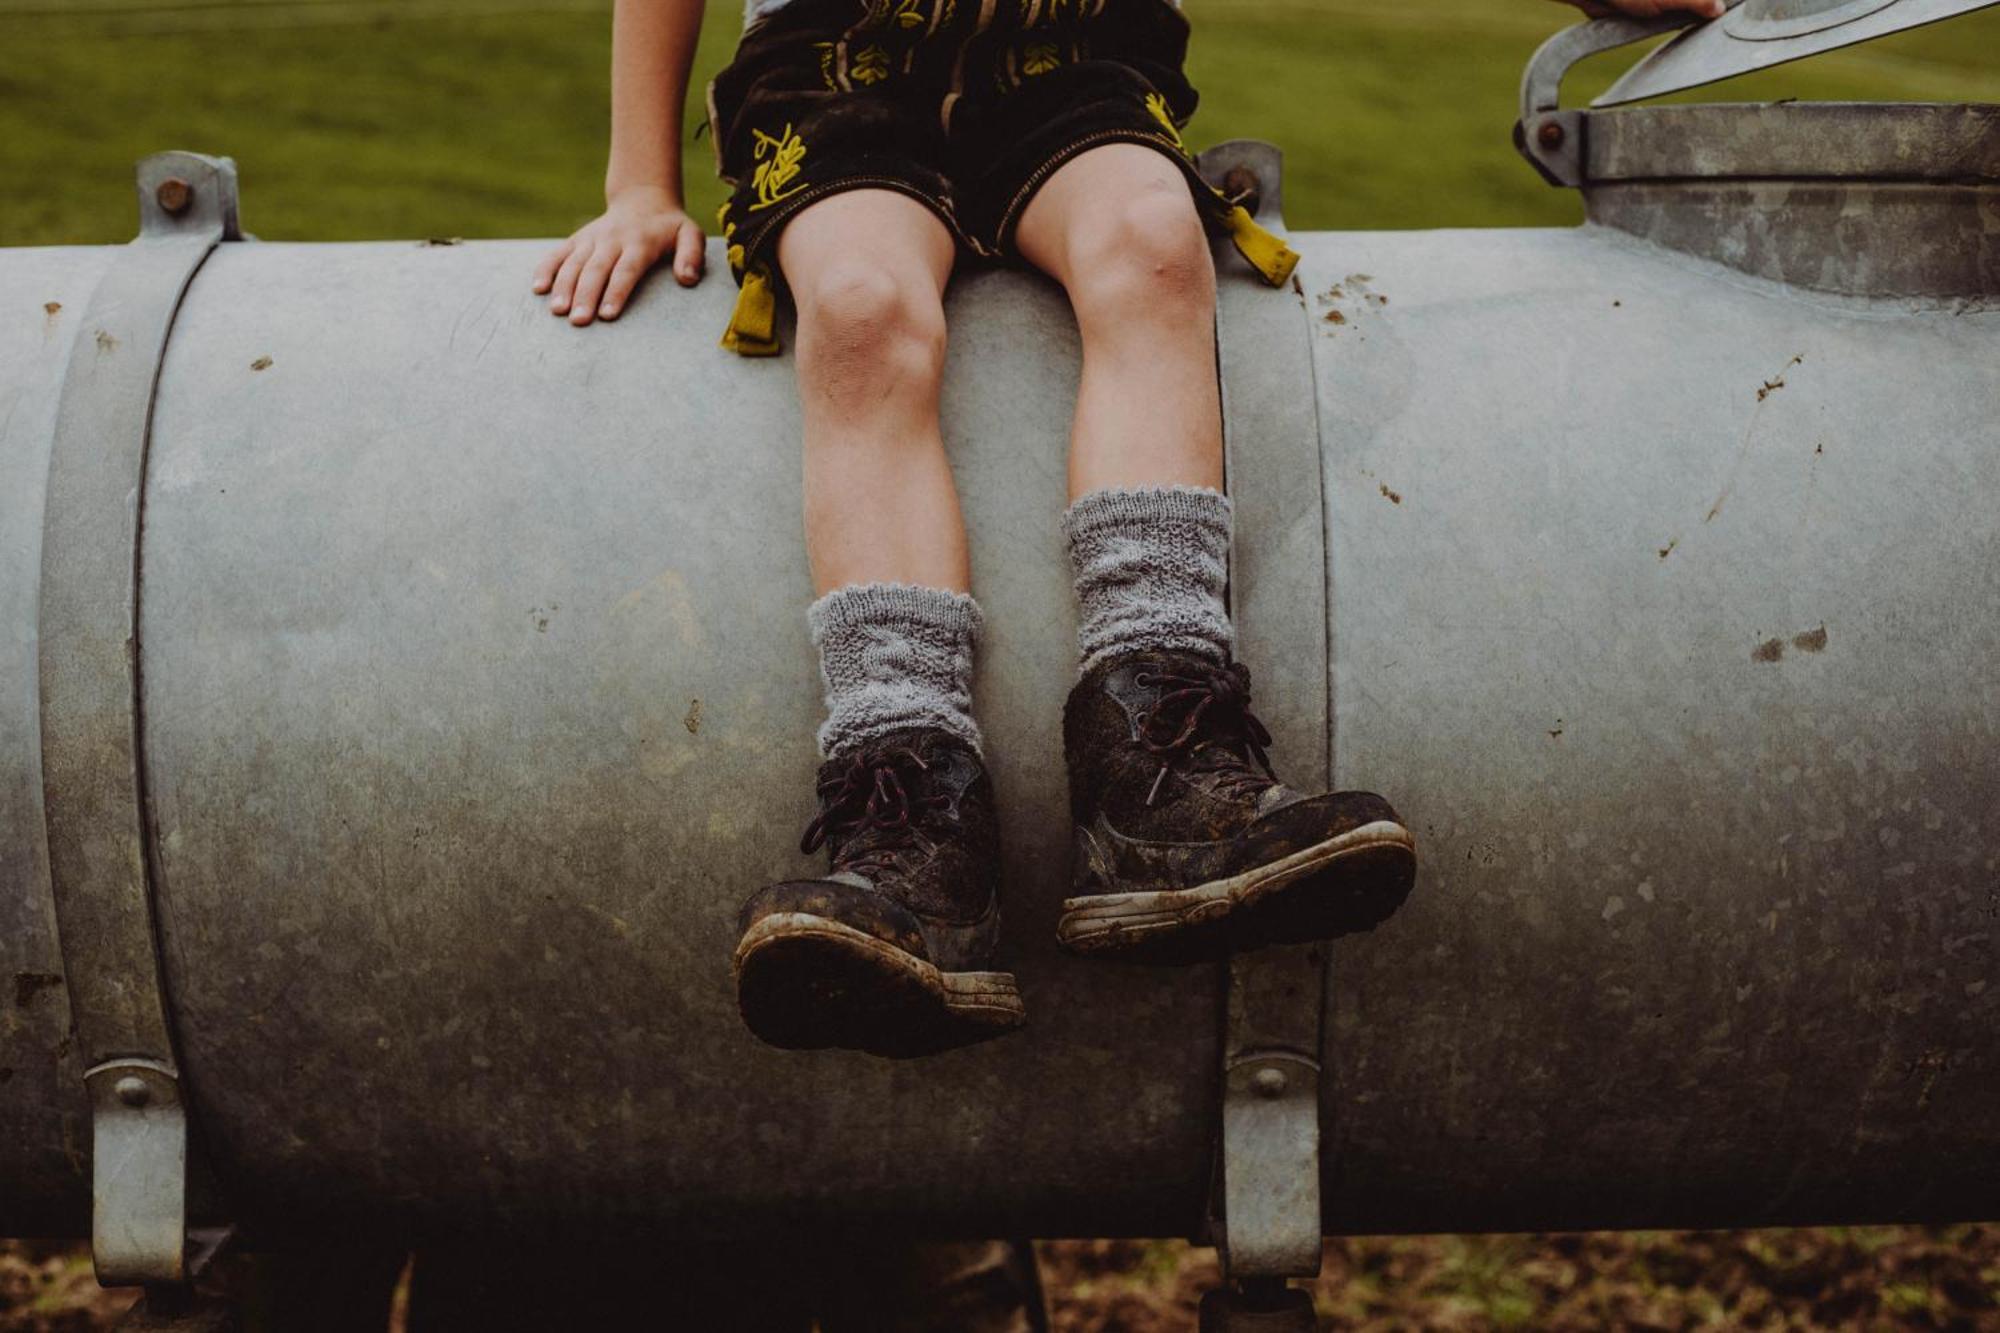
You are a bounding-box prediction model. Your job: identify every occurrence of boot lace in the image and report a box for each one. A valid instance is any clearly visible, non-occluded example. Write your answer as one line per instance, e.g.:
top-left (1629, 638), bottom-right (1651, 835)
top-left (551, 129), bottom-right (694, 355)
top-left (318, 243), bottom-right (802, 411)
top-left (1133, 662), bottom-right (1275, 807)
top-left (800, 746), bottom-right (952, 875)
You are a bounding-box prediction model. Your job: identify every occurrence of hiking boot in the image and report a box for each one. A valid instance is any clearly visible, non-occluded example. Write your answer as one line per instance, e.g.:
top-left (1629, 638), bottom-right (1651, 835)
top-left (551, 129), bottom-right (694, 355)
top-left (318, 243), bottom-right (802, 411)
top-left (733, 728), bottom-right (1027, 1058)
top-left (1058, 649), bottom-right (1416, 962)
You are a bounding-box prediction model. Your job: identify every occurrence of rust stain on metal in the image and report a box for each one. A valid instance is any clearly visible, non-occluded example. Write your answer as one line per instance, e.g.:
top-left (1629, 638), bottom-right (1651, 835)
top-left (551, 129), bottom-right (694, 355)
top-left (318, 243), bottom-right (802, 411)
top-left (94, 329), bottom-right (118, 354)
top-left (1757, 354), bottom-right (1804, 402)
top-left (250, 355), bottom-right (273, 372)
top-left (684, 698), bottom-right (703, 735)
top-left (1707, 355), bottom-right (1805, 524)
top-left (1658, 537), bottom-right (1678, 560)
top-left (1379, 483), bottom-right (1402, 505)
top-left (155, 177), bottom-right (192, 216)
top-left (1752, 637), bottom-right (1785, 663)
top-left (1792, 624), bottom-right (1828, 653)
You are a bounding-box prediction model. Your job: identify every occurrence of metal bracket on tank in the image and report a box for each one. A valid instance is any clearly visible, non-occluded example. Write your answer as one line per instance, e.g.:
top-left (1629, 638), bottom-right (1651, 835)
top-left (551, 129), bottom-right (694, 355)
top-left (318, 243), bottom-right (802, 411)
top-left (39, 151), bottom-right (243, 1287)
top-left (1196, 140), bottom-right (1328, 1333)
top-left (1514, 11), bottom-right (1701, 186)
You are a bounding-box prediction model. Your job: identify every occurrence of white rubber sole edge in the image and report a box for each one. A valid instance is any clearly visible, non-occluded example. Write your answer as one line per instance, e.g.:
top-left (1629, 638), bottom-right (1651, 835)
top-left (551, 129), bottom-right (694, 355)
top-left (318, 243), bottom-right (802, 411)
top-left (733, 912), bottom-right (1026, 1021)
top-left (1055, 819), bottom-right (1415, 943)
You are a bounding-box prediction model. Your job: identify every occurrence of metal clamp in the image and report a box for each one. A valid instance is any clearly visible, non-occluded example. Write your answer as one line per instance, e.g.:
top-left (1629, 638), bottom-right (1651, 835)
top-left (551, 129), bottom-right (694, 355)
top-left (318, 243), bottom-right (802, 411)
top-left (1198, 141), bottom-right (1329, 1322)
top-left (40, 151), bottom-right (242, 1286)
top-left (1514, 12), bottom-right (1701, 186)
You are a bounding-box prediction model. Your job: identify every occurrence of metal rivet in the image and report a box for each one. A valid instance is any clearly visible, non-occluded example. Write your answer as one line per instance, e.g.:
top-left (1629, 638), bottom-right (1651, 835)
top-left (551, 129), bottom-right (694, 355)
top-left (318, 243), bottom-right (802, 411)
top-left (1252, 1067), bottom-right (1288, 1099)
top-left (1537, 120), bottom-right (1566, 150)
top-left (1221, 166), bottom-right (1263, 216)
top-left (155, 178), bottom-right (193, 216)
top-left (113, 1075), bottom-right (151, 1108)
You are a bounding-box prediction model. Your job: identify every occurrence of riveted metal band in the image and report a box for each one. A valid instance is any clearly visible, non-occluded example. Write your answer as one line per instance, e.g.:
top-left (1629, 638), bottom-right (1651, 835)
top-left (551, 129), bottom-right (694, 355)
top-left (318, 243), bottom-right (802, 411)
top-left (39, 151), bottom-right (241, 1286)
top-left (1200, 140), bottom-right (1329, 1283)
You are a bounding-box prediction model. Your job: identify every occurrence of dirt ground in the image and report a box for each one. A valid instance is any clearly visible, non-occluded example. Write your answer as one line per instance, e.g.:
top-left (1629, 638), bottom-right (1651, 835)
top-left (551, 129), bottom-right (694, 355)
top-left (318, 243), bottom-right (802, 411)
top-left (1038, 1229), bottom-right (2000, 1331)
top-left (6, 1228), bottom-right (1996, 1331)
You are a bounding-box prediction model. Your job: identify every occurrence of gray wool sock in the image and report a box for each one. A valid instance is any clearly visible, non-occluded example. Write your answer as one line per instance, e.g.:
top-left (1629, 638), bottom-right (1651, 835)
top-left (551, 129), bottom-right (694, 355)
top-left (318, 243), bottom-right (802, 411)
top-left (808, 582), bottom-right (985, 760)
top-left (1062, 484), bottom-right (1235, 673)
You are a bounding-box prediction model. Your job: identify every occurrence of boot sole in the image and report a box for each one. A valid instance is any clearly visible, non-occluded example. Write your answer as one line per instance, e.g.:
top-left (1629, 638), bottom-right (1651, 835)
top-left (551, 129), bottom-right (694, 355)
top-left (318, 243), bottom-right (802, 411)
top-left (1055, 819), bottom-right (1417, 963)
top-left (733, 913), bottom-right (1027, 1059)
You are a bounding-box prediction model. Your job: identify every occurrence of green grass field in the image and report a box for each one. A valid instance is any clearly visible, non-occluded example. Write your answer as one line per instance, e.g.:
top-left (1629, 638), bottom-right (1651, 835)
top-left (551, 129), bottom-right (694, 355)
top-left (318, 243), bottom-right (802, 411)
top-left (3, 0), bottom-right (1998, 246)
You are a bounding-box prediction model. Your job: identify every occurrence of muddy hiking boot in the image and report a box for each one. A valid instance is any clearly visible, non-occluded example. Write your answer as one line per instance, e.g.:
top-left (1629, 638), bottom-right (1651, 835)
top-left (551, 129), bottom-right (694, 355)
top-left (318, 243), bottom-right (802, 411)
top-left (733, 729), bottom-right (1027, 1058)
top-left (1058, 649), bottom-right (1417, 962)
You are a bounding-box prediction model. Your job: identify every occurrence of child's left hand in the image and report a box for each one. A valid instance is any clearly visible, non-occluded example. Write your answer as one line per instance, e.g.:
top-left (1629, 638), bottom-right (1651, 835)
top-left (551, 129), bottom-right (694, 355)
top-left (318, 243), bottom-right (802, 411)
top-left (1556, 0), bottom-right (1725, 17)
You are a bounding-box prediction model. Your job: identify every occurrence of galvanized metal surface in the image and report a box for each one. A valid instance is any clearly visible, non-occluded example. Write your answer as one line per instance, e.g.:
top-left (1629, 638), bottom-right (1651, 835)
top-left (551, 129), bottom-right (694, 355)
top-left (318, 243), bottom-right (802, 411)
top-left (1582, 104), bottom-right (2000, 300)
top-left (135, 230), bottom-right (1221, 1241)
top-left (35, 151), bottom-right (243, 1282)
top-left (1310, 222), bottom-right (1998, 1231)
top-left (1587, 174), bottom-right (1997, 300)
top-left (1204, 140), bottom-right (1328, 1285)
top-left (1585, 102), bottom-right (2000, 181)
top-left (3, 166), bottom-right (1997, 1244)
top-left (1598, 0), bottom-right (2000, 106)
top-left (0, 241), bottom-right (111, 1239)
top-left (1515, 94), bottom-right (2000, 298)
top-left (86, 1059), bottom-right (187, 1287)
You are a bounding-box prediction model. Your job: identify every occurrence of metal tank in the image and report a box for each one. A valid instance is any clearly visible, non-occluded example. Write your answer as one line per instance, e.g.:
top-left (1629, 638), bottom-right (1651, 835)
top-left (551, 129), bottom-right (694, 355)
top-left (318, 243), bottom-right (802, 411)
top-left (3, 0), bottom-right (1996, 1320)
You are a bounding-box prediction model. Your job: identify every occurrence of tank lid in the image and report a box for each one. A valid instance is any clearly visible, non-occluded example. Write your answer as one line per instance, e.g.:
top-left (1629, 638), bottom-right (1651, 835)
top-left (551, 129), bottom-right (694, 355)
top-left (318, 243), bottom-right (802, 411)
top-left (1594, 0), bottom-right (1999, 106)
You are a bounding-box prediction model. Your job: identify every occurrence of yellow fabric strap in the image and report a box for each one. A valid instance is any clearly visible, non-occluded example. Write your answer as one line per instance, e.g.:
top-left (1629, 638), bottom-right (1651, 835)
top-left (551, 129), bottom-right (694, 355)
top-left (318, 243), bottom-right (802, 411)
top-left (1224, 204), bottom-right (1301, 289)
top-left (720, 267), bottom-right (782, 357)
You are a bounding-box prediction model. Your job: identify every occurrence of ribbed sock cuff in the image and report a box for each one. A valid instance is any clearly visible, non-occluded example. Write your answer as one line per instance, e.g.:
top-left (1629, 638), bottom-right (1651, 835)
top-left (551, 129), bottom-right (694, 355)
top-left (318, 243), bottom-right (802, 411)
top-left (808, 582), bottom-right (985, 759)
top-left (1062, 484), bottom-right (1234, 674)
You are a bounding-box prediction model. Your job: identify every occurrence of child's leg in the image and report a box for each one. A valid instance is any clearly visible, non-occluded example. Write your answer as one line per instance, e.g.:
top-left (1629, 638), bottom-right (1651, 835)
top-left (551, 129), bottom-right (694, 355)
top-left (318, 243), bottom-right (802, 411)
top-left (1012, 143), bottom-right (1417, 960)
top-left (734, 187), bottom-right (1025, 1058)
top-left (776, 189), bottom-right (970, 596)
top-left (1014, 142), bottom-right (1235, 674)
top-left (1011, 142), bottom-right (1223, 502)
top-left (774, 187), bottom-right (985, 761)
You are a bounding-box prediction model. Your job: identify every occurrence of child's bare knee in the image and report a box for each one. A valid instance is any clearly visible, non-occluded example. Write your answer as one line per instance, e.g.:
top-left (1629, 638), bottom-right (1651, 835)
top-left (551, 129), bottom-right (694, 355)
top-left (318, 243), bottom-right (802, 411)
top-left (796, 261), bottom-right (948, 378)
top-left (1065, 187), bottom-right (1215, 320)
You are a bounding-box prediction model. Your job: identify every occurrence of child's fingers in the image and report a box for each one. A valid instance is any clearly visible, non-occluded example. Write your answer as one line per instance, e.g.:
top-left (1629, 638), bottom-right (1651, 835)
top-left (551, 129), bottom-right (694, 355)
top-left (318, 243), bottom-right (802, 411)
top-left (569, 245), bottom-right (621, 326)
top-left (598, 249), bottom-right (653, 319)
top-left (672, 220), bottom-right (706, 287)
top-left (530, 239), bottom-right (573, 294)
top-left (548, 241), bottom-right (594, 316)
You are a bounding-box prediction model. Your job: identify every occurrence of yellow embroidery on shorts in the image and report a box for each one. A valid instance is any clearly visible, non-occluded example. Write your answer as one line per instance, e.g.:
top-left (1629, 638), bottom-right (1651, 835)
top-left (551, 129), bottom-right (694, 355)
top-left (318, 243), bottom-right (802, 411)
top-left (1022, 40), bottom-right (1061, 75)
top-left (893, 0), bottom-right (926, 27)
top-left (850, 43), bottom-right (891, 84)
top-left (749, 124), bottom-right (809, 211)
top-left (814, 41), bottom-right (837, 88)
top-left (1145, 92), bottom-right (1185, 150)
